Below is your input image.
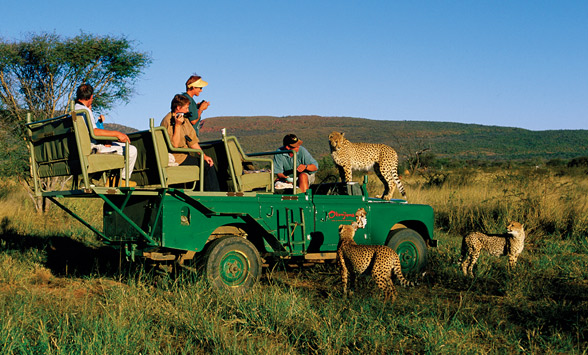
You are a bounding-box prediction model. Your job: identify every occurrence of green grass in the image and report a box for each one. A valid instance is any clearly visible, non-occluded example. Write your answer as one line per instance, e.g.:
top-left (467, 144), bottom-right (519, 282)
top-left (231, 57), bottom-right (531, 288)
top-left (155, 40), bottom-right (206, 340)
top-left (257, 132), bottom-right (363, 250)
top-left (1, 170), bottom-right (587, 354)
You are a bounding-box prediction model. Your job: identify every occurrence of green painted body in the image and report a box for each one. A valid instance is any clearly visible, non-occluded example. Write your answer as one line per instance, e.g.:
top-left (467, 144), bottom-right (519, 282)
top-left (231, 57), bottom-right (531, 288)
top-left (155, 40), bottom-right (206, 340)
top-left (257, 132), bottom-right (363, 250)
top-left (101, 185), bottom-right (435, 259)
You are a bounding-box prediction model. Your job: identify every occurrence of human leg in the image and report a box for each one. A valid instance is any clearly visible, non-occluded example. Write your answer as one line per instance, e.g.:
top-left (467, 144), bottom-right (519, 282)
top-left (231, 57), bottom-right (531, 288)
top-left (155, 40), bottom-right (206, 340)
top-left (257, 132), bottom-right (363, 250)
top-left (181, 155), bottom-right (220, 191)
top-left (297, 173), bottom-right (309, 192)
top-left (123, 144), bottom-right (137, 177)
top-left (203, 164), bottom-right (220, 191)
top-left (106, 143), bottom-right (137, 178)
top-left (297, 173), bottom-right (315, 193)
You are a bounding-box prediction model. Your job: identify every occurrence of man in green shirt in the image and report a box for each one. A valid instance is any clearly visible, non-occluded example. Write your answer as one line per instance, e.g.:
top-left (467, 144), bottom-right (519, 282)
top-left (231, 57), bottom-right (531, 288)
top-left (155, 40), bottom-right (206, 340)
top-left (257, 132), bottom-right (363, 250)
top-left (182, 74), bottom-right (210, 137)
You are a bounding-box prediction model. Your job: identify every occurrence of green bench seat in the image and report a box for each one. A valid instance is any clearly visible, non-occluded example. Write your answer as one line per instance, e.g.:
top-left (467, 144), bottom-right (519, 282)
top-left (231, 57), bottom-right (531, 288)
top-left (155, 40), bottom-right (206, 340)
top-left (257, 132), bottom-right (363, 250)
top-left (128, 120), bottom-right (202, 189)
top-left (200, 135), bottom-right (273, 193)
top-left (26, 110), bottom-right (128, 194)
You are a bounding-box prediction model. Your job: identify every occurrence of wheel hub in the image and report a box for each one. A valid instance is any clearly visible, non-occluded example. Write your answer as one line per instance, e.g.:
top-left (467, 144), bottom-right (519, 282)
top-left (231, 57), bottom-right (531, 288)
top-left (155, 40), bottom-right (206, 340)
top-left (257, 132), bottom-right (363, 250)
top-left (220, 251), bottom-right (249, 286)
top-left (396, 241), bottom-right (418, 272)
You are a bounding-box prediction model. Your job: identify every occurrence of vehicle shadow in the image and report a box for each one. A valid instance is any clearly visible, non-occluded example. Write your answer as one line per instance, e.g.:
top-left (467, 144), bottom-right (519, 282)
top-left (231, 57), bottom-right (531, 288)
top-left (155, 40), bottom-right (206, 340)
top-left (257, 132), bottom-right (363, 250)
top-left (0, 216), bottom-right (129, 278)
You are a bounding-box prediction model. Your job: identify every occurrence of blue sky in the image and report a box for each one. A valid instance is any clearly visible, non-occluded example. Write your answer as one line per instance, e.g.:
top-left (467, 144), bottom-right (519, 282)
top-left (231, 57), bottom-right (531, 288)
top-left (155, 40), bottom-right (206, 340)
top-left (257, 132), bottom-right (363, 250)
top-left (2, 1), bottom-right (587, 131)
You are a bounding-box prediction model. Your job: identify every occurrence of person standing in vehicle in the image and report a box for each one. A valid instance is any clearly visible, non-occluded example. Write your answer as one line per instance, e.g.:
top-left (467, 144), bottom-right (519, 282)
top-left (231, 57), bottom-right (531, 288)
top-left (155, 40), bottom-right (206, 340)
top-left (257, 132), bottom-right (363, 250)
top-left (274, 134), bottom-right (318, 193)
top-left (161, 94), bottom-right (220, 191)
top-left (182, 74), bottom-right (210, 137)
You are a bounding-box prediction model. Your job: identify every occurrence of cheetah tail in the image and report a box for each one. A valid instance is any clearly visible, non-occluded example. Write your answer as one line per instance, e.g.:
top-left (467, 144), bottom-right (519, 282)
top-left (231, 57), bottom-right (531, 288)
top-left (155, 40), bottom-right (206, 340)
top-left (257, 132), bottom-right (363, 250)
top-left (396, 271), bottom-right (415, 287)
top-left (392, 169), bottom-right (407, 199)
top-left (392, 262), bottom-right (415, 287)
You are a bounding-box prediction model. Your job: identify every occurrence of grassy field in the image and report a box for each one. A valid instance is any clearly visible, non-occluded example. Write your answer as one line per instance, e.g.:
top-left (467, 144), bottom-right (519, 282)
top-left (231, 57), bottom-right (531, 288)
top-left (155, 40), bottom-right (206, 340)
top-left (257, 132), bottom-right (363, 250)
top-left (0, 167), bottom-right (587, 354)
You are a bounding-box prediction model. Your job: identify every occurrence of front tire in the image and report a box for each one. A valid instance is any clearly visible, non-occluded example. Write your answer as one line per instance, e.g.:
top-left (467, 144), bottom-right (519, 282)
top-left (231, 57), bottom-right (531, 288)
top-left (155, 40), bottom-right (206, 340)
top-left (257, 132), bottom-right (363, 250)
top-left (202, 236), bottom-right (262, 292)
top-left (387, 228), bottom-right (428, 275)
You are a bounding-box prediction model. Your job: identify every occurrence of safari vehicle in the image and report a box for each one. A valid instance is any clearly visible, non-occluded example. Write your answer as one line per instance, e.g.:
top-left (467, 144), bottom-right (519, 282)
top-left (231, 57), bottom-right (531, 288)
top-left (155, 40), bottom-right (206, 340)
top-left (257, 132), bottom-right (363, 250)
top-left (25, 109), bottom-right (437, 291)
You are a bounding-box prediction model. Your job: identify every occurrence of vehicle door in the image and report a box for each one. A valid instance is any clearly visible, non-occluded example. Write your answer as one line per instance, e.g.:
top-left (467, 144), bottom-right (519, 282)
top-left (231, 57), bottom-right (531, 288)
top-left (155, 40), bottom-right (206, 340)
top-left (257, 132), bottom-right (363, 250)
top-left (311, 194), bottom-right (368, 252)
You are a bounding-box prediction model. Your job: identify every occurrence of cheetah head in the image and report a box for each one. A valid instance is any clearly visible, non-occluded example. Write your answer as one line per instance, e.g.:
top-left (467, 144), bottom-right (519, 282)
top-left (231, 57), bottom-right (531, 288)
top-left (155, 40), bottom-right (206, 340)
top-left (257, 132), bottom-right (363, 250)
top-left (355, 208), bottom-right (367, 229)
top-left (328, 131), bottom-right (346, 151)
top-left (507, 221), bottom-right (525, 238)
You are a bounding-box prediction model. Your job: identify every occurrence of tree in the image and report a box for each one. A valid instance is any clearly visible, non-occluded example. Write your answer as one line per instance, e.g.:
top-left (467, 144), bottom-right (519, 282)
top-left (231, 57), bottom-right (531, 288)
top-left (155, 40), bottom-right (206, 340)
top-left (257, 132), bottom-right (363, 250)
top-left (0, 32), bottom-right (151, 212)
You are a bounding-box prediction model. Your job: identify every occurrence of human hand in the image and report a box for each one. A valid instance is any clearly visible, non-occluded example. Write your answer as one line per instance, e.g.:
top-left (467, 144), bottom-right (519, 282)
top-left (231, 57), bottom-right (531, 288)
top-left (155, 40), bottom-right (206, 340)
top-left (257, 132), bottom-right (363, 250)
top-left (199, 100), bottom-right (210, 111)
top-left (175, 113), bottom-right (185, 124)
top-left (297, 164), bottom-right (307, 173)
top-left (205, 155), bottom-right (214, 167)
top-left (117, 132), bottom-right (130, 143)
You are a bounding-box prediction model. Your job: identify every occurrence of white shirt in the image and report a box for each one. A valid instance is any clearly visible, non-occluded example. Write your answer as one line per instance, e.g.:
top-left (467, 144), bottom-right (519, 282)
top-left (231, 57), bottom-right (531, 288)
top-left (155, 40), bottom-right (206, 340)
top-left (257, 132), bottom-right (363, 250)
top-left (75, 102), bottom-right (121, 153)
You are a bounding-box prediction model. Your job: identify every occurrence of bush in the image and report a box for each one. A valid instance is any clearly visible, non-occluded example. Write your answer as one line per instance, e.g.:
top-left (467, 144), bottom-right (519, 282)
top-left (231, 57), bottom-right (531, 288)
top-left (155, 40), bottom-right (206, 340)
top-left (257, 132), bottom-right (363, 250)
top-left (567, 156), bottom-right (588, 168)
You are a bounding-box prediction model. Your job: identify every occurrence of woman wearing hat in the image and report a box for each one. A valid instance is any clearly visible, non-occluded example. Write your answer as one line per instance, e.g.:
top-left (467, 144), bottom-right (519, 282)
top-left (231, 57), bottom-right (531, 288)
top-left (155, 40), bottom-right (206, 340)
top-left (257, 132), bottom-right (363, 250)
top-left (182, 74), bottom-right (210, 137)
top-left (273, 134), bottom-right (319, 193)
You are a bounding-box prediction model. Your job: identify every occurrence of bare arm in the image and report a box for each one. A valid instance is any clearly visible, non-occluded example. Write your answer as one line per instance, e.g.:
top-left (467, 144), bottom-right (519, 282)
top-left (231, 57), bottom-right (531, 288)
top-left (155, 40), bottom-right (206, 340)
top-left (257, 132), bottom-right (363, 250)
top-left (189, 101), bottom-right (210, 126)
top-left (189, 141), bottom-right (214, 167)
top-left (170, 116), bottom-right (184, 148)
top-left (297, 163), bottom-right (318, 173)
top-left (94, 128), bottom-right (130, 143)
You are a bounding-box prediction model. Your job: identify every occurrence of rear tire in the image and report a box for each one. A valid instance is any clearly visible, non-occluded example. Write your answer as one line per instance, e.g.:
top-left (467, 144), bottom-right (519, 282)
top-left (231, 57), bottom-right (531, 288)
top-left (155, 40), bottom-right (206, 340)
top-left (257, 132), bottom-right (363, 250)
top-left (202, 236), bottom-right (262, 292)
top-left (387, 228), bottom-right (428, 275)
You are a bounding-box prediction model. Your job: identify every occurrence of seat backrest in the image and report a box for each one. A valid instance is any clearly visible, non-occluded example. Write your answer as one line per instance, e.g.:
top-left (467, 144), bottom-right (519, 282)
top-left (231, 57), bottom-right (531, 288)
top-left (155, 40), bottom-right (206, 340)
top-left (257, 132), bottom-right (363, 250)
top-left (200, 140), bottom-right (231, 191)
top-left (153, 128), bottom-right (170, 169)
top-left (226, 139), bottom-right (244, 177)
top-left (128, 130), bottom-right (158, 186)
top-left (27, 114), bottom-right (82, 178)
top-left (72, 110), bottom-right (93, 157)
top-left (150, 126), bottom-right (200, 188)
top-left (222, 136), bottom-right (274, 192)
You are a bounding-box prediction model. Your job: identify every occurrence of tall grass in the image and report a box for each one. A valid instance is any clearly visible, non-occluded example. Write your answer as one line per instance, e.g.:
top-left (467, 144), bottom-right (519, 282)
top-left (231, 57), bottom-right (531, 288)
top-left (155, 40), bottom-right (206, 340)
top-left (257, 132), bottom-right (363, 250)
top-left (405, 167), bottom-right (588, 242)
top-left (1, 168), bottom-right (587, 354)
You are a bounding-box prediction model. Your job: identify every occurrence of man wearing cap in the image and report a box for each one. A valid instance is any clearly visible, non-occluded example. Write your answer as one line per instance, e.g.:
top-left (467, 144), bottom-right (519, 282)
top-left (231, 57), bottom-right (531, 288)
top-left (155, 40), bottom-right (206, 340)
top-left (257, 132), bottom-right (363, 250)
top-left (182, 74), bottom-right (210, 137)
top-left (273, 134), bottom-right (319, 193)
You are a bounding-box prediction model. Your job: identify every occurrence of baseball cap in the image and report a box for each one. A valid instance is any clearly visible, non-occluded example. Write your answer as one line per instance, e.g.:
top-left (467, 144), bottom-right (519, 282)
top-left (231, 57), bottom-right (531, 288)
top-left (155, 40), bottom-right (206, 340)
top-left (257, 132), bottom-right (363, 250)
top-left (283, 134), bottom-right (303, 148)
top-left (188, 78), bottom-right (208, 88)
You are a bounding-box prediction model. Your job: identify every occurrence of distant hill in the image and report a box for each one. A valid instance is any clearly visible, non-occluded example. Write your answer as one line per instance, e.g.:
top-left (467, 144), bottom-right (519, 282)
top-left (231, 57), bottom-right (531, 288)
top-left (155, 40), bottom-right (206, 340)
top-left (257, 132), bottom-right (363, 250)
top-left (198, 116), bottom-right (588, 162)
top-left (104, 123), bottom-right (138, 134)
top-left (109, 116), bottom-right (588, 162)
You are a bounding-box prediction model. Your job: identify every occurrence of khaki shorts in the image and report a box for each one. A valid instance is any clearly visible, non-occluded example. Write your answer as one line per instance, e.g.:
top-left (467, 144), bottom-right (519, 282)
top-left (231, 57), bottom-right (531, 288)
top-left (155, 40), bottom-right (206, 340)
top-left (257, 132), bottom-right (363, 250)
top-left (289, 173), bottom-right (315, 184)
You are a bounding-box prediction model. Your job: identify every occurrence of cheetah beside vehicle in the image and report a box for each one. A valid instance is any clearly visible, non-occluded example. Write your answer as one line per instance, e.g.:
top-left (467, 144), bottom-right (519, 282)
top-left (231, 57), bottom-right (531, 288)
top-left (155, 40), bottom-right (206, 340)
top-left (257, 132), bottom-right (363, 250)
top-left (337, 208), bottom-right (414, 303)
top-left (328, 131), bottom-right (406, 200)
top-left (459, 221), bottom-right (526, 277)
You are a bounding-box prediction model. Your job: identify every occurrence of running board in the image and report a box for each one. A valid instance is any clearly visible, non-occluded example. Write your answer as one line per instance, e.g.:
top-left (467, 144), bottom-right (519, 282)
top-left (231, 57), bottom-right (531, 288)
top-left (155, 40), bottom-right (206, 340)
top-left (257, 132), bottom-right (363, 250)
top-left (304, 252), bottom-right (336, 261)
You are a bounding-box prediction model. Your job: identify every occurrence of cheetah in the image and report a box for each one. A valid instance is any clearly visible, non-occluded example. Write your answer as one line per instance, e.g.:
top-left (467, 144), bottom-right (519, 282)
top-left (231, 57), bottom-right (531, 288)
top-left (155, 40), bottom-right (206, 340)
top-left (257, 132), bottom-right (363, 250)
top-left (336, 208), bottom-right (413, 303)
top-left (459, 221), bottom-right (526, 277)
top-left (328, 131), bottom-right (406, 200)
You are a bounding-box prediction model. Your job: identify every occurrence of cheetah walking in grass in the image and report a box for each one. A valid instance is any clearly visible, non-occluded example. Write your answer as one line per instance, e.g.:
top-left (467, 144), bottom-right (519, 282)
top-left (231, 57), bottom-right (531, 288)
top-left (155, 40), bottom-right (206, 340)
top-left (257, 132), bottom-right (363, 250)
top-left (459, 221), bottom-right (526, 277)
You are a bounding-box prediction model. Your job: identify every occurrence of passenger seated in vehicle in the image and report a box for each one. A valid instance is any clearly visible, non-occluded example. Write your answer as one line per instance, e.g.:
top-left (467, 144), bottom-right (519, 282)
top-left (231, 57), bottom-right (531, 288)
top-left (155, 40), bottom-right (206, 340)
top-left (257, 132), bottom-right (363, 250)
top-left (273, 134), bottom-right (318, 193)
top-left (161, 94), bottom-right (220, 191)
top-left (75, 83), bottom-right (138, 187)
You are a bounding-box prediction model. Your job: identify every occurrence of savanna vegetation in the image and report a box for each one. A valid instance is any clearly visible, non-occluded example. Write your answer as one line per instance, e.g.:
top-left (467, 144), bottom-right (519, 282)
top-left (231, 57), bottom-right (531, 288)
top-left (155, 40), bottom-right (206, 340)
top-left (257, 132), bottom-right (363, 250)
top-left (1, 160), bottom-right (587, 354)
